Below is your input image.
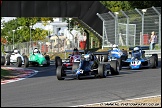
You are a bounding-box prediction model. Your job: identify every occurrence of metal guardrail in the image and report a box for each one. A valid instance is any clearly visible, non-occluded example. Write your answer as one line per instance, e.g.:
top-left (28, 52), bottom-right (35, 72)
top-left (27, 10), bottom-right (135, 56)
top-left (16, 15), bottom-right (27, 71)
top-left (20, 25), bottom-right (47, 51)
top-left (144, 50), bottom-right (161, 55)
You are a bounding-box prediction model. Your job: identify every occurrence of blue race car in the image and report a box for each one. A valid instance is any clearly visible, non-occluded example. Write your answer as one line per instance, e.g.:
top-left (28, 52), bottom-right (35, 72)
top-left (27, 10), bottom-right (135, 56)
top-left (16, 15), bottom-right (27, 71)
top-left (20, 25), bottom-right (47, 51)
top-left (122, 46), bottom-right (158, 69)
top-left (108, 48), bottom-right (128, 70)
top-left (56, 52), bottom-right (120, 80)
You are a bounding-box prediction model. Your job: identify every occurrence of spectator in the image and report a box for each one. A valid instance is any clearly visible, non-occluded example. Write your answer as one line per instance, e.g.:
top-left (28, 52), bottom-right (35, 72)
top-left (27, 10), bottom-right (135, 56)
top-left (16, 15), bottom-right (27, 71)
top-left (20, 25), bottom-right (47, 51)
top-left (149, 31), bottom-right (158, 50)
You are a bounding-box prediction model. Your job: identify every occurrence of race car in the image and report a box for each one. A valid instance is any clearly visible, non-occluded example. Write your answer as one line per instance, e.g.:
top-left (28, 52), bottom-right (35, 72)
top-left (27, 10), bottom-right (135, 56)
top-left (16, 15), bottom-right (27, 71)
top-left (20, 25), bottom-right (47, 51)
top-left (56, 51), bottom-right (120, 80)
top-left (55, 48), bottom-right (84, 68)
top-left (28, 48), bottom-right (50, 66)
top-left (1, 48), bottom-right (29, 68)
top-left (122, 46), bottom-right (158, 69)
top-left (107, 44), bottom-right (128, 70)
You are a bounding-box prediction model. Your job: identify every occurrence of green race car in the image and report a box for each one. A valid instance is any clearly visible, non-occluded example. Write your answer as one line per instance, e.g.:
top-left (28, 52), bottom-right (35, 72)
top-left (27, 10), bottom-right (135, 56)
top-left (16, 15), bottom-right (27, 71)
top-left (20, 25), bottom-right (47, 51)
top-left (28, 48), bottom-right (50, 66)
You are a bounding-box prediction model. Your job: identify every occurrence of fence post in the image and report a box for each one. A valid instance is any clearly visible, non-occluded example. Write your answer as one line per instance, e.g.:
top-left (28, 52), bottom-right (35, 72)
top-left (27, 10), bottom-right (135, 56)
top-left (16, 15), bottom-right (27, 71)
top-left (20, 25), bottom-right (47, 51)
top-left (120, 10), bottom-right (129, 46)
top-left (152, 6), bottom-right (161, 48)
top-left (135, 8), bottom-right (144, 46)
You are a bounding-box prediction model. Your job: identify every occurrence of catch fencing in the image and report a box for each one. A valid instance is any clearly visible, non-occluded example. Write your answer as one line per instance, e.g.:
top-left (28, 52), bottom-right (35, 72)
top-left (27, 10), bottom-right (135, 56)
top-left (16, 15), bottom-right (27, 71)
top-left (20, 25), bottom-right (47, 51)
top-left (97, 6), bottom-right (161, 48)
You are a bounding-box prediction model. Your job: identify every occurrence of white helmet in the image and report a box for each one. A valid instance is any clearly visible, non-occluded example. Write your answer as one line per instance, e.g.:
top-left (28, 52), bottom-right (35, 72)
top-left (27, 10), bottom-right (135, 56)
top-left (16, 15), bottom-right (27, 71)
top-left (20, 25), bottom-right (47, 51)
top-left (113, 44), bottom-right (118, 48)
top-left (14, 49), bottom-right (19, 53)
top-left (133, 47), bottom-right (139, 51)
top-left (33, 49), bottom-right (38, 53)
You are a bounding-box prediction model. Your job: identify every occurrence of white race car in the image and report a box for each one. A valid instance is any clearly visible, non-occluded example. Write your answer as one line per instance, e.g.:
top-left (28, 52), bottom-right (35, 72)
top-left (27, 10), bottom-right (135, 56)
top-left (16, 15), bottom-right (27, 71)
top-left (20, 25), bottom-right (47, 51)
top-left (1, 49), bottom-right (29, 68)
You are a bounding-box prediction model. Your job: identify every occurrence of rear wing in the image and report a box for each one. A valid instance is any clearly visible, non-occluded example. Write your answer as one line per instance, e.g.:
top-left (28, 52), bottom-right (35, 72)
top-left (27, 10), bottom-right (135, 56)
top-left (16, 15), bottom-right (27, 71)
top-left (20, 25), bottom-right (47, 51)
top-left (65, 50), bottom-right (85, 54)
top-left (4, 51), bottom-right (14, 54)
top-left (93, 51), bottom-right (109, 55)
top-left (129, 46), bottom-right (150, 51)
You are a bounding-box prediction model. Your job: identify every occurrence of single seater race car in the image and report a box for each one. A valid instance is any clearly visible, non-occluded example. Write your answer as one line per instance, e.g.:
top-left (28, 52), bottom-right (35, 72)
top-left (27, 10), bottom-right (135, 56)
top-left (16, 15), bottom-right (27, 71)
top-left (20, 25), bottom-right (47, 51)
top-left (108, 45), bottom-right (128, 70)
top-left (56, 51), bottom-right (120, 80)
top-left (28, 48), bottom-right (50, 66)
top-left (122, 46), bottom-right (158, 69)
top-left (1, 49), bottom-right (29, 68)
top-left (55, 48), bottom-right (84, 68)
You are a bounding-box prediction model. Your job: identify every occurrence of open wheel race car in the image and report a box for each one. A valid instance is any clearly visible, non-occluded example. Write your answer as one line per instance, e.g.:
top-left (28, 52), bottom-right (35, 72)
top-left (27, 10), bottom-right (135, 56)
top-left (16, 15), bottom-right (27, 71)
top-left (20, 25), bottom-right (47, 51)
top-left (122, 46), bottom-right (158, 69)
top-left (28, 48), bottom-right (50, 67)
top-left (1, 49), bottom-right (29, 68)
top-left (55, 48), bottom-right (84, 68)
top-left (56, 52), bottom-right (120, 80)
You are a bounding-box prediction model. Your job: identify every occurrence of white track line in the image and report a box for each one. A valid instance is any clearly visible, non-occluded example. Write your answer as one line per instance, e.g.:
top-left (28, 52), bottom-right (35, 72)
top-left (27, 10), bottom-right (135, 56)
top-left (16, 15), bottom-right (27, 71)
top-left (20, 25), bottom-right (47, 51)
top-left (71, 95), bottom-right (161, 107)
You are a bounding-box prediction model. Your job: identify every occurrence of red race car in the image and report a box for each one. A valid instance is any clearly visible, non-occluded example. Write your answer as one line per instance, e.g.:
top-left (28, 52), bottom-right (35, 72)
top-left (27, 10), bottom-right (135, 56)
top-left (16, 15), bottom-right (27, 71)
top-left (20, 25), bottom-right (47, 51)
top-left (55, 48), bottom-right (84, 68)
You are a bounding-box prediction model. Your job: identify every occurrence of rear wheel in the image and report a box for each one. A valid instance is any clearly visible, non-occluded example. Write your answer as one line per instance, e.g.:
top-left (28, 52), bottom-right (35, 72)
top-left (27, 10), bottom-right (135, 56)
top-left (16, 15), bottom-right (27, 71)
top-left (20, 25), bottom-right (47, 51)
top-left (98, 64), bottom-right (107, 78)
top-left (150, 56), bottom-right (156, 68)
top-left (110, 60), bottom-right (119, 75)
top-left (1, 56), bottom-right (5, 65)
top-left (103, 55), bottom-right (108, 62)
top-left (117, 58), bottom-right (122, 70)
top-left (23, 56), bottom-right (29, 68)
top-left (17, 57), bottom-right (22, 67)
top-left (6, 56), bottom-right (10, 65)
top-left (55, 56), bottom-right (62, 68)
top-left (45, 55), bottom-right (50, 66)
top-left (56, 66), bottom-right (65, 80)
top-left (152, 54), bottom-right (158, 66)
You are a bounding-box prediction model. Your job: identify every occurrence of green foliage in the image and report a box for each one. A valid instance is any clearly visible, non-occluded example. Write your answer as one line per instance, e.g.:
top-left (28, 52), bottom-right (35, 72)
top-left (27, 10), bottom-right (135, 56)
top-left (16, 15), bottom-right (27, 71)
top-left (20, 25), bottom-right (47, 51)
top-left (1, 17), bottom-right (51, 44)
top-left (100, 1), bottom-right (132, 12)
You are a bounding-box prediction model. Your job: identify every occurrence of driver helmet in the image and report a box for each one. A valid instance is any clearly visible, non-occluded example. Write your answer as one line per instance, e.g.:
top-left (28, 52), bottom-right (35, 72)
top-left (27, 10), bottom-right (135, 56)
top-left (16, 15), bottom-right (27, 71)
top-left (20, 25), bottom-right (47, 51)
top-left (33, 48), bottom-right (39, 53)
top-left (73, 48), bottom-right (79, 55)
top-left (84, 54), bottom-right (92, 61)
top-left (13, 49), bottom-right (19, 54)
top-left (113, 44), bottom-right (118, 48)
top-left (112, 44), bottom-right (118, 50)
top-left (133, 47), bottom-right (140, 53)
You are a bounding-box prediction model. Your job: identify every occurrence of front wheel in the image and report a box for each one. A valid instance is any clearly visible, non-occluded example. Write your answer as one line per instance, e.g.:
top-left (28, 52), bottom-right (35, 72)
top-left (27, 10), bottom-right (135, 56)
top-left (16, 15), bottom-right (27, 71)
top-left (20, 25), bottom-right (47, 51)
top-left (56, 66), bottom-right (65, 80)
top-left (24, 55), bottom-right (29, 68)
top-left (17, 57), bottom-right (22, 67)
top-left (98, 64), bottom-right (107, 78)
top-left (1, 56), bottom-right (5, 65)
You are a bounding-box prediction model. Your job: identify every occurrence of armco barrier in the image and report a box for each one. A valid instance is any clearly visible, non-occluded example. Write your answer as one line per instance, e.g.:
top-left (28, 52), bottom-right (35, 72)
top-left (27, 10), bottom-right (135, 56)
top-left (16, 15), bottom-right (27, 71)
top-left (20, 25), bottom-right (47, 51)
top-left (144, 50), bottom-right (161, 58)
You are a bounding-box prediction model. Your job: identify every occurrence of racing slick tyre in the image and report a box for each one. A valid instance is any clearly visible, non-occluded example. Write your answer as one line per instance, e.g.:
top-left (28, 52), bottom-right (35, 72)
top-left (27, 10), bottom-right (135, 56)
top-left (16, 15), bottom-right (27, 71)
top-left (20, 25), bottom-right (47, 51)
top-left (23, 55), bottom-right (29, 68)
top-left (1, 56), bottom-right (5, 65)
top-left (98, 64), bottom-right (107, 78)
top-left (17, 57), bottom-right (22, 67)
top-left (6, 56), bottom-right (10, 65)
top-left (150, 56), bottom-right (156, 68)
top-left (117, 58), bottom-right (122, 70)
top-left (152, 54), bottom-right (158, 67)
top-left (55, 56), bottom-right (62, 68)
top-left (103, 55), bottom-right (108, 62)
top-left (110, 60), bottom-right (119, 75)
top-left (56, 66), bottom-right (65, 80)
top-left (45, 55), bottom-right (50, 66)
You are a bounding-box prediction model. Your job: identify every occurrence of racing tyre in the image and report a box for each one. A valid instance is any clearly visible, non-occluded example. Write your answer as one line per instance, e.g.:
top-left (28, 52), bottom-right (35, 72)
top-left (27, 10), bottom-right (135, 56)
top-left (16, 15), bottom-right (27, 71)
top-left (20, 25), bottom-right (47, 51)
top-left (117, 58), bottom-right (122, 70)
top-left (1, 56), bottom-right (5, 65)
top-left (98, 64), bottom-right (107, 78)
top-left (56, 66), bottom-right (65, 80)
top-left (45, 55), bottom-right (50, 66)
top-left (152, 54), bottom-right (158, 67)
top-left (6, 56), bottom-right (10, 65)
top-left (110, 60), bottom-right (119, 75)
top-left (150, 56), bottom-right (156, 68)
top-left (55, 56), bottom-right (61, 68)
top-left (24, 56), bottom-right (29, 68)
top-left (103, 55), bottom-right (108, 62)
top-left (17, 57), bottom-right (22, 67)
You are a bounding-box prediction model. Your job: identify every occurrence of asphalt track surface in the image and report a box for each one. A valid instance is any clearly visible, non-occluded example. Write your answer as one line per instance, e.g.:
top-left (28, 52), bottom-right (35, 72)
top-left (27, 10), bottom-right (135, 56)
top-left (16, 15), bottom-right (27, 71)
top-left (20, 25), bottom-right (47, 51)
top-left (1, 59), bottom-right (161, 107)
